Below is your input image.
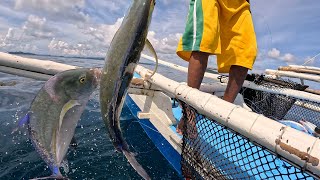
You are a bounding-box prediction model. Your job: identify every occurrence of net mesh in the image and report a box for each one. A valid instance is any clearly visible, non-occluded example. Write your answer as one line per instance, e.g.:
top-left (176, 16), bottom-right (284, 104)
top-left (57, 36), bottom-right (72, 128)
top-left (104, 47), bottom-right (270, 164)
top-left (179, 75), bottom-right (319, 179)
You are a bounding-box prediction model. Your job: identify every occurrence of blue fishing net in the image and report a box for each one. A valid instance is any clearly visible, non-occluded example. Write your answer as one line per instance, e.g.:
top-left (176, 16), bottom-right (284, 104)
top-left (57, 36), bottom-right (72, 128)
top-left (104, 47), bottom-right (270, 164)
top-left (178, 75), bottom-right (319, 179)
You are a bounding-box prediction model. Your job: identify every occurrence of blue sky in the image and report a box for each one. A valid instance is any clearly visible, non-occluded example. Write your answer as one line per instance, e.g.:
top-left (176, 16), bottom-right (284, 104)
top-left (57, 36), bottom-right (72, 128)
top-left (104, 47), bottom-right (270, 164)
top-left (0, 0), bottom-right (319, 73)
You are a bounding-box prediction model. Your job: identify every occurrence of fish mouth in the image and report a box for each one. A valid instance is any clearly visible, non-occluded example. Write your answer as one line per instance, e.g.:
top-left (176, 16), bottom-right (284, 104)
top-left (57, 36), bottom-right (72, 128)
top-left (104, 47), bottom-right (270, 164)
top-left (91, 68), bottom-right (102, 87)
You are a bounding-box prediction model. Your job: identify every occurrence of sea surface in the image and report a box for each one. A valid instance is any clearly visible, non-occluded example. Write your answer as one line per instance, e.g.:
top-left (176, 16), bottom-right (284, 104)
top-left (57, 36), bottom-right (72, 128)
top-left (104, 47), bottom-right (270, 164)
top-left (0, 54), bottom-right (185, 180)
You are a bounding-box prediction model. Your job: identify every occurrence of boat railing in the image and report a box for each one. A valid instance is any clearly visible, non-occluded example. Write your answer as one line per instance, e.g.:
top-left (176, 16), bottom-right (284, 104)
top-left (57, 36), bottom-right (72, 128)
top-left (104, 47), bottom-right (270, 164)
top-left (0, 52), bottom-right (319, 179)
top-left (135, 64), bottom-right (320, 179)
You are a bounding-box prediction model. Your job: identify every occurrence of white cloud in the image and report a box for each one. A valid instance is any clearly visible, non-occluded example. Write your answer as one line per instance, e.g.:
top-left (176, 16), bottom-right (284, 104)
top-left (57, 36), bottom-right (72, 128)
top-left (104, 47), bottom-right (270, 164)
top-left (18, 43), bottom-right (38, 52)
top-left (4, 28), bottom-right (14, 41)
top-left (45, 17), bottom-right (182, 57)
top-left (281, 53), bottom-right (295, 62)
top-left (161, 0), bottom-right (188, 6)
top-left (0, 28), bottom-right (38, 53)
top-left (0, 3), bottom-right (27, 23)
top-left (14, 0), bottom-right (89, 22)
top-left (267, 48), bottom-right (296, 63)
top-left (84, 17), bottom-right (123, 45)
top-left (48, 38), bottom-right (105, 57)
top-left (86, 0), bottom-right (127, 12)
top-left (267, 48), bottom-right (280, 58)
top-left (0, 28), bottom-right (18, 49)
top-left (0, 14), bottom-right (57, 53)
top-left (22, 15), bottom-right (55, 39)
top-left (14, 0), bottom-right (85, 10)
top-left (147, 31), bottom-right (182, 54)
top-left (0, 0), bottom-right (186, 57)
top-left (46, 17), bottom-right (124, 56)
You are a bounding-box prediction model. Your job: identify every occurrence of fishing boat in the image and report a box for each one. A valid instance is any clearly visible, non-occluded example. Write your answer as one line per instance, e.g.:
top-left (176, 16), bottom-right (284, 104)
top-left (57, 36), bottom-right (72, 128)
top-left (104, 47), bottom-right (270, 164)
top-left (0, 52), bottom-right (319, 179)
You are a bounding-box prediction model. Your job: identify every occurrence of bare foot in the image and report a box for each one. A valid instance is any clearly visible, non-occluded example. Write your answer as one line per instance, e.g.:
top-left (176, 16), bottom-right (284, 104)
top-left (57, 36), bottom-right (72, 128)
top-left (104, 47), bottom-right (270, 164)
top-left (176, 105), bottom-right (198, 139)
top-left (176, 116), bottom-right (185, 135)
top-left (185, 109), bottom-right (198, 139)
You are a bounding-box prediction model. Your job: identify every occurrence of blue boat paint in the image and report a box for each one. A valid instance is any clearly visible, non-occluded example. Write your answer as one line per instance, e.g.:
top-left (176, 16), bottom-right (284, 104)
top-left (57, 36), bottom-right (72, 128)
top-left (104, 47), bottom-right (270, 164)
top-left (125, 95), bottom-right (182, 176)
top-left (125, 73), bottom-right (182, 175)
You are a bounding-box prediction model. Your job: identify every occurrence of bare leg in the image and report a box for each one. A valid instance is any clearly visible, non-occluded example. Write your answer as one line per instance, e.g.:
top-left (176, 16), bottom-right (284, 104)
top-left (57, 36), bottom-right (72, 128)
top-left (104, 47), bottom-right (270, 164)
top-left (177, 51), bottom-right (209, 135)
top-left (223, 65), bottom-right (248, 103)
top-left (187, 51), bottom-right (209, 88)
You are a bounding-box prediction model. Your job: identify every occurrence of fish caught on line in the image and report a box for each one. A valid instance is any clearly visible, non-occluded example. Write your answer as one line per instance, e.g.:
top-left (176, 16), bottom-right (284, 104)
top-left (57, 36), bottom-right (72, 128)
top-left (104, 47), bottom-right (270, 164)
top-left (99, 0), bottom-right (156, 179)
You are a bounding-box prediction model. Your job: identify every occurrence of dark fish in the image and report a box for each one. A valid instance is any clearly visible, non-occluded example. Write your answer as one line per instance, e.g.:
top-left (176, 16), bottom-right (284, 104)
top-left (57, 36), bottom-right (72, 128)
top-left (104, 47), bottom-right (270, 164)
top-left (15, 68), bottom-right (100, 179)
top-left (99, 0), bottom-right (155, 179)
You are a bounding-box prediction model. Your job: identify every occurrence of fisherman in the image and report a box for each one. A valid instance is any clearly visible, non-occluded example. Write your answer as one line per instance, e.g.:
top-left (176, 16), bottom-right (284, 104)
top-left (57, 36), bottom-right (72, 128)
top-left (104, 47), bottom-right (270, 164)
top-left (176, 0), bottom-right (257, 136)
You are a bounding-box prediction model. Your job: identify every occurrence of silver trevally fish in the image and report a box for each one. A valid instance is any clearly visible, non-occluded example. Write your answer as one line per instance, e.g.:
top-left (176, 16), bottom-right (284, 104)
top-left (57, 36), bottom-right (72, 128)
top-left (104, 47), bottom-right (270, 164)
top-left (99, 0), bottom-right (155, 179)
top-left (16, 68), bottom-right (100, 179)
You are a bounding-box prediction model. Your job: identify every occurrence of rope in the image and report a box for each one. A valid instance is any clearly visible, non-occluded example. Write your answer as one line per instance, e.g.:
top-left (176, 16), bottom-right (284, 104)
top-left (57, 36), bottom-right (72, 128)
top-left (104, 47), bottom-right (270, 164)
top-left (143, 39), bottom-right (159, 81)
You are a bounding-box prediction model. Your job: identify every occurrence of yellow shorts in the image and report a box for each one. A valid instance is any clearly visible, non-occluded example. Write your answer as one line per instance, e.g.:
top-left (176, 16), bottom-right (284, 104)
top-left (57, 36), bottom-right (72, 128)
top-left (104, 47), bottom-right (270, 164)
top-left (176, 0), bottom-right (257, 73)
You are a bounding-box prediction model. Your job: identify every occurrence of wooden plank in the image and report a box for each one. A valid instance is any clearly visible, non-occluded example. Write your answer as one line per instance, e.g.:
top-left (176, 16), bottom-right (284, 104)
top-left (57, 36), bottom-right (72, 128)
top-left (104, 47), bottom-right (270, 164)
top-left (279, 66), bottom-right (320, 75)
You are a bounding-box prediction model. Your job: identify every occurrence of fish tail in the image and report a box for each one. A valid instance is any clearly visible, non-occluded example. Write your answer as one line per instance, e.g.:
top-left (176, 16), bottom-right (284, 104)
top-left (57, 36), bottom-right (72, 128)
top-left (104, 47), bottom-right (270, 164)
top-left (30, 175), bottom-right (69, 180)
top-left (123, 150), bottom-right (151, 180)
top-left (30, 168), bottom-right (68, 180)
top-left (11, 112), bottom-right (30, 134)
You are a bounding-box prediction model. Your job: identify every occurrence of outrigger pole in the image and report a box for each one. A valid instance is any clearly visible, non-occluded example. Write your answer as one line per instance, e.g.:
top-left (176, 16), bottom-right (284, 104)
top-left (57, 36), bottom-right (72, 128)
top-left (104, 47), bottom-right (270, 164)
top-left (0, 52), bottom-right (319, 177)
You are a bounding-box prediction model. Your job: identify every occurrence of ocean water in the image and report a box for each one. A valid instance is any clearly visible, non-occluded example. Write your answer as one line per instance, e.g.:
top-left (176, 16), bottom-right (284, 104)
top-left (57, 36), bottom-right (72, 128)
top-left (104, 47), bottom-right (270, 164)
top-left (0, 55), bottom-right (183, 180)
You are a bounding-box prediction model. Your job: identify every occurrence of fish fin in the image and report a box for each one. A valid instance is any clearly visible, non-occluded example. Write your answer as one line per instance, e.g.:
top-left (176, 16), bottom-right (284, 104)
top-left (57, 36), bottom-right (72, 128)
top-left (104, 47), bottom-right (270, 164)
top-left (11, 112), bottom-right (30, 134)
top-left (50, 130), bottom-right (58, 166)
top-left (30, 166), bottom-right (68, 180)
top-left (54, 100), bottom-right (81, 160)
top-left (30, 175), bottom-right (69, 180)
top-left (123, 150), bottom-right (151, 180)
top-left (145, 38), bottom-right (157, 60)
top-left (58, 100), bottom-right (81, 132)
top-left (144, 38), bottom-right (158, 79)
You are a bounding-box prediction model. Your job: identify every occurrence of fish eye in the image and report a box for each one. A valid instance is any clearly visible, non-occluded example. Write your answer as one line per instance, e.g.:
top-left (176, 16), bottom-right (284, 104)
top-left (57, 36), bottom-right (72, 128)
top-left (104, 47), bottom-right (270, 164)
top-left (79, 76), bottom-right (86, 84)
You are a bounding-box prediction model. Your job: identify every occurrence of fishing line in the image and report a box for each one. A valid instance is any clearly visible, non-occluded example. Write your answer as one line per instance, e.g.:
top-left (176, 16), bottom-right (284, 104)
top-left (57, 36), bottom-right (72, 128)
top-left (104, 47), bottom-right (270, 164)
top-left (253, 10), bottom-right (320, 69)
top-left (252, 13), bottom-right (273, 60)
top-left (125, 121), bottom-right (160, 154)
top-left (301, 52), bottom-right (320, 66)
top-left (125, 120), bottom-right (175, 155)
